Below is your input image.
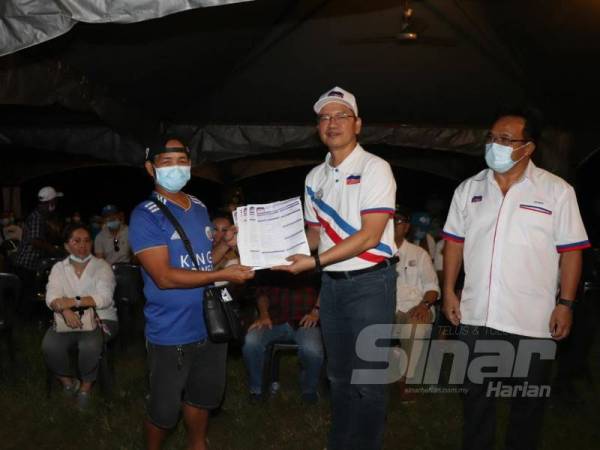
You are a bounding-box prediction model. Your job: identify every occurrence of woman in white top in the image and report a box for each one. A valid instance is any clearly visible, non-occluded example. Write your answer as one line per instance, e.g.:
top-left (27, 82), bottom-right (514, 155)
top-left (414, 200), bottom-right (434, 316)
top-left (41, 224), bottom-right (118, 409)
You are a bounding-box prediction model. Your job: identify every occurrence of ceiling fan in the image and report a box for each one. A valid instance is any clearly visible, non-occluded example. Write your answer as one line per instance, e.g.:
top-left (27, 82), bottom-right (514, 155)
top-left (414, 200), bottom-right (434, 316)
top-left (342, 0), bottom-right (458, 47)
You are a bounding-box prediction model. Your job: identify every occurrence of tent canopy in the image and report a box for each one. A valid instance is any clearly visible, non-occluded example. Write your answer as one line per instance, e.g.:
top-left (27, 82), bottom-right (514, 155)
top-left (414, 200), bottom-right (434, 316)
top-left (1, 0), bottom-right (599, 181)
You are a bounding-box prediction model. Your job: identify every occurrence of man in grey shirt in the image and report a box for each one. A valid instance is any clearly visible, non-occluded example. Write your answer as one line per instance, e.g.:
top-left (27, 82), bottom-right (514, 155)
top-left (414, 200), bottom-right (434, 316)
top-left (94, 204), bottom-right (131, 264)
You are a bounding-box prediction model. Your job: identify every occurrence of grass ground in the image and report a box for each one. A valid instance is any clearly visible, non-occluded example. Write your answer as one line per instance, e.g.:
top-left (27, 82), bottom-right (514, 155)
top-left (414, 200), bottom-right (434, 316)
top-left (0, 321), bottom-right (599, 450)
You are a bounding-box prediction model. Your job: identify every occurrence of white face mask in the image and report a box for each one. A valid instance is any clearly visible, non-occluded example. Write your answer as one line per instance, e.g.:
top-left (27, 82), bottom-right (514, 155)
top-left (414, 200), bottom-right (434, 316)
top-left (484, 142), bottom-right (528, 174)
top-left (70, 254), bottom-right (92, 264)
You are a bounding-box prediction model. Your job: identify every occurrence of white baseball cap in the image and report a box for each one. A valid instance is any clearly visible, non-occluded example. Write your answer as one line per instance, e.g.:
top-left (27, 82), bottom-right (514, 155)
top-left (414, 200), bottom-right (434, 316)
top-left (38, 186), bottom-right (64, 202)
top-left (313, 86), bottom-right (358, 116)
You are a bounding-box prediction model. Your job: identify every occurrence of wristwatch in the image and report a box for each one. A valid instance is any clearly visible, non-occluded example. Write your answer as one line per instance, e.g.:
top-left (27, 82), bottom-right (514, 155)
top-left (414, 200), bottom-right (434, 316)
top-left (556, 298), bottom-right (575, 310)
top-left (314, 253), bottom-right (322, 273)
top-left (74, 296), bottom-right (82, 309)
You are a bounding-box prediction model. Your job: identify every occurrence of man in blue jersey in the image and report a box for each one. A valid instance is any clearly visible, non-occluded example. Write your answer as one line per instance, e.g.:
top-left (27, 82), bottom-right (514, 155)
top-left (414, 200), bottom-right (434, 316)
top-left (129, 137), bottom-right (254, 450)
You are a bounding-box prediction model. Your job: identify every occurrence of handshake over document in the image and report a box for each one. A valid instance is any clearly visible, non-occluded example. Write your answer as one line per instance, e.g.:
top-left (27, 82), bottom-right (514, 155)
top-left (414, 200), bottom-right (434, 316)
top-left (232, 197), bottom-right (311, 269)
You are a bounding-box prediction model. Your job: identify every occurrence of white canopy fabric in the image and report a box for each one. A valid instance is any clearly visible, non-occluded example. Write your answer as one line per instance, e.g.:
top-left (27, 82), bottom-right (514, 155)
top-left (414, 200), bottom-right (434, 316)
top-left (0, 0), bottom-right (253, 57)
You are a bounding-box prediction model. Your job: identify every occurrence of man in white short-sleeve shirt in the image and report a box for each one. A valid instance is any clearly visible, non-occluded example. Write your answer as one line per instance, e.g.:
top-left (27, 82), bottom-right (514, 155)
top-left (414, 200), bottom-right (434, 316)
top-left (393, 206), bottom-right (440, 398)
top-left (275, 86), bottom-right (397, 450)
top-left (442, 109), bottom-right (590, 450)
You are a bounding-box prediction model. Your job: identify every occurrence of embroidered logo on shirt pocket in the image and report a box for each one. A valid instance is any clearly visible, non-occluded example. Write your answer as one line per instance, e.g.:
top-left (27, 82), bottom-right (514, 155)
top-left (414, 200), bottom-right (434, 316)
top-left (519, 204), bottom-right (552, 215)
top-left (346, 175), bottom-right (361, 185)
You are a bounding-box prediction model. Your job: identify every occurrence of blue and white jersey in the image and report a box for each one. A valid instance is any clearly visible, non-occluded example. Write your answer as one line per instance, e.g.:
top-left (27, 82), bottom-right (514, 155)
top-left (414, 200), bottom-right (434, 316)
top-left (129, 192), bottom-right (214, 345)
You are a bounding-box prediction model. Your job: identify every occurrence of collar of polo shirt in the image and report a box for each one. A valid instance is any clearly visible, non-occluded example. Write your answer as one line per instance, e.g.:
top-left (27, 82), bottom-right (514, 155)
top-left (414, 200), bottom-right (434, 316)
top-left (487, 160), bottom-right (538, 188)
top-left (325, 144), bottom-right (364, 174)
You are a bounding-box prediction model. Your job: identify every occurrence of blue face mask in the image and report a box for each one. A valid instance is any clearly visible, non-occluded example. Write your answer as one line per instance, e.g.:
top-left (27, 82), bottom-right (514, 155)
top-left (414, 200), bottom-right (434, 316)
top-left (107, 220), bottom-right (120, 230)
top-left (485, 142), bottom-right (527, 174)
top-left (154, 165), bottom-right (191, 193)
top-left (413, 228), bottom-right (427, 241)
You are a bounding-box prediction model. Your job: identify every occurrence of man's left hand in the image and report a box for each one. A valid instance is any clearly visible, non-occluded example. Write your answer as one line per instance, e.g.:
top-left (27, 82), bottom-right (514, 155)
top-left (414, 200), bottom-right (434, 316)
top-left (272, 254), bottom-right (316, 274)
top-left (549, 305), bottom-right (573, 340)
top-left (299, 310), bottom-right (319, 328)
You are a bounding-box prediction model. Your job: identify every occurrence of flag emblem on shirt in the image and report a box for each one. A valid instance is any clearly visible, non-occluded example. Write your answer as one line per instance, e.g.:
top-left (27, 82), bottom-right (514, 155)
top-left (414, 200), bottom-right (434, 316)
top-left (346, 175), bottom-right (361, 185)
top-left (471, 195), bottom-right (483, 203)
top-left (520, 204), bottom-right (552, 215)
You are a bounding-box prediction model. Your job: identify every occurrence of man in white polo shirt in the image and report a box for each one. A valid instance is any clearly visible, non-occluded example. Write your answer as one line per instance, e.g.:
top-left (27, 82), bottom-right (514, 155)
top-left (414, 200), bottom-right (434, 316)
top-left (275, 87), bottom-right (397, 450)
top-left (442, 108), bottom-right (590, 450)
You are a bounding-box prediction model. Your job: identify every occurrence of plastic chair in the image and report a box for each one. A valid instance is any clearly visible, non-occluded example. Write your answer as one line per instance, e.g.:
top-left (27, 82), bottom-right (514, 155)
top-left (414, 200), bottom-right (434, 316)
top-left (45, 336), bottom-right (114, 398)
top-left (111, 263), bottom-right (144, 349)
top-left (0, 273), bottom-right (21, 376)
top-left (262, 340), bottom-right (300, 396)
top-left (34, 258), bottom-right (63, 301)
top-left (261, 338), bottom-right (328, 396)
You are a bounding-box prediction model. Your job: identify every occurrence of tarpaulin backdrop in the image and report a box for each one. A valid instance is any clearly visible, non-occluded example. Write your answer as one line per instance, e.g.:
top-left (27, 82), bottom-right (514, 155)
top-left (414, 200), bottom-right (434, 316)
top-left (0, 0), bottom-right (253, 57)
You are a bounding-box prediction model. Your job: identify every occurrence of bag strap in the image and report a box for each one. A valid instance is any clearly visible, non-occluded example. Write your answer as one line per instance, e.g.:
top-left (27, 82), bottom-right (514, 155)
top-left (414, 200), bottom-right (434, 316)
top-left (151, 199), bottom-right (200, 271)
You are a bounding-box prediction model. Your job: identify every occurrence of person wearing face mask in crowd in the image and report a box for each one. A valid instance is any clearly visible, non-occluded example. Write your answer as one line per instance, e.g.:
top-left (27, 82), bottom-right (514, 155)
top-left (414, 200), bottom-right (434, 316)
top-left (392, 206), bottom-right (440, 402)
top-left (94, 204), bottom-right (131, 264)
top-left (42, 224), bottom-right (118, 410)
top-left (14, 186), bottom-right (65, 316)
top-left (442, 108), bottom-right (590, 450)
top-left (129, 137), bottom-right (254, 450)
top-left (408, 211), bottom-right (436, 260)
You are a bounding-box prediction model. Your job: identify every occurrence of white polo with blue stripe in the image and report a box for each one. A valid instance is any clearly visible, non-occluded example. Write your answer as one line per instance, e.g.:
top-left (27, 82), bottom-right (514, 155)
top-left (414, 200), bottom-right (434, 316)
top-left (304, 144), bottom-right (397, 272)
top-left (443, 161), bottom-right (591, 338)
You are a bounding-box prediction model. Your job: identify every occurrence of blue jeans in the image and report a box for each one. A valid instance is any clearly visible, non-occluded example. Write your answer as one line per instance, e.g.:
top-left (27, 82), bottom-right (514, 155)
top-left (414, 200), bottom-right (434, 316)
top-left (320, 265), bottom-right (397, 450)
top-left (242, 322), bottom-right (324, 395)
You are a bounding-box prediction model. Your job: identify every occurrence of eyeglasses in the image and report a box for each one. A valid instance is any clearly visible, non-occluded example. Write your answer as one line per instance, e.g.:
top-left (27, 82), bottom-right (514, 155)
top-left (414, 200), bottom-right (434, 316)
top-left (113, 239), bottom-right (120, 252)
top-left (317, 112), bottom-right (356, 124)
top-left (485, 133), bottom-right (528, 147)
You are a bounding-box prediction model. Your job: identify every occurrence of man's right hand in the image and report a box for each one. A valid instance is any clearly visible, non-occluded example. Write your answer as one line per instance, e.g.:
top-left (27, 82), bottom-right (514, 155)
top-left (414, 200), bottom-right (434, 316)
top-left (442, 291), bottom-right (462, 326)
top-left (249, 315), bottom-right (272, 331)
top-left (219, 264), bottom-right (255, 284)
top-left (62, 309), bottom-right (82, 329)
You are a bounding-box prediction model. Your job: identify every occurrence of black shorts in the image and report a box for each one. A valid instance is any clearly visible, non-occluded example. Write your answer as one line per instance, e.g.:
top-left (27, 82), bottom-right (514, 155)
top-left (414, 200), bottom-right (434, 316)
top-left (146, 339), bottom-right (227, 429)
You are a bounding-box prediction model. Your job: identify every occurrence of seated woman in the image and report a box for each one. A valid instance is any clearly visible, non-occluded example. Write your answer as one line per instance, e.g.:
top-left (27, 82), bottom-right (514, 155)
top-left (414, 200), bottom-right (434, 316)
top-left (41, 224), bottom-right (118, 409)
